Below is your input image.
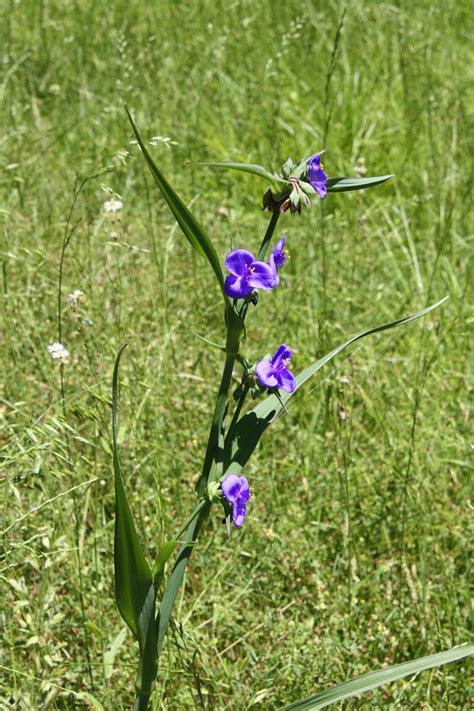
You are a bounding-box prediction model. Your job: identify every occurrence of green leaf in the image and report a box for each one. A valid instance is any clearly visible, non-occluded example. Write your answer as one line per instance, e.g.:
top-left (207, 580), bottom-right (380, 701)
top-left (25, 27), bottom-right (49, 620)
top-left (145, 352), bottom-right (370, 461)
top-left (156, 502), bottom-right (211, 656)
top-left (189, 161), bottom-right (288, 195)
top-left (279, 644), bottom-right (474, 710)
top-left (223, 298), bottom-right (448, 477)
top-left (126, 108), bottom-right (225, 295)
top-left (112, 344), bottom-right (156, 648)
top-left (153, 540), bottom-right (180, 590)
top-left (327, 175), bottom-right (393, 192)
top-left (191, 330), bottom-right (226, 353)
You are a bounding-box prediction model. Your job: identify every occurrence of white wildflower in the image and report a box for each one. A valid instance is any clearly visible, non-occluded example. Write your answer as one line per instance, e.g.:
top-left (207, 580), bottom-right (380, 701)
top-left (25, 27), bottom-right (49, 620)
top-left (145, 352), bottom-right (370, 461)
top-left (354, 157), bottom-right (367, 177)
top-left (82, 316), bottom-right (93, 327)
top-left (103, 197), bottom-right (123, 213)
top-left (67, 289), bottom-right (84, 308)
top-left (47, 342), bottom-right (70, 365)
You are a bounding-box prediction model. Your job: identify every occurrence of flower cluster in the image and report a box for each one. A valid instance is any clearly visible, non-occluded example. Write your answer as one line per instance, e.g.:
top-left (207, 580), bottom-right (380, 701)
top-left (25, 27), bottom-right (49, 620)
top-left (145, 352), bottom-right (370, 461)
top-left (263, 152), bottom-right (328, 214)
top-left (67, 289), bottom-right (84, 308)
top-left (104, 197), bottom-right (123, 213)
top-left (47, 342), bottom-right (70, 365)
top-left (221, 154), bottom-right (326, 527)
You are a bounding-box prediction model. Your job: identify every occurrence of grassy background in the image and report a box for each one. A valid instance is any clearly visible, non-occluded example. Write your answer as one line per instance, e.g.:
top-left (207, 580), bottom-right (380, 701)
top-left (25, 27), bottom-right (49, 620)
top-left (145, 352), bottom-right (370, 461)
top-left (1, 0), bottom-right (472, 708)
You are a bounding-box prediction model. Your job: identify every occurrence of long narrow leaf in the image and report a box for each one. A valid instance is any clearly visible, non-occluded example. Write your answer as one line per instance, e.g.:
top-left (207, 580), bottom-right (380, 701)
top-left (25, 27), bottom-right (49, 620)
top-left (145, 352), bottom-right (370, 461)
top-left (223, 298), bottom-right (448, 476)
top-left (112, 344), bottom-right (156, 646)
top-left (280, 644), bottom-right (474, 710)
top-left (156, 501), bottom-right (211, 655)
top-left (126, 108), bottom-right (225, 295)
top-left (153, 540), bottom-right (180, 590)
top-left (327, 175), bottom-right (393, 192)
top-left (189, 161), bottom-right (288, 194)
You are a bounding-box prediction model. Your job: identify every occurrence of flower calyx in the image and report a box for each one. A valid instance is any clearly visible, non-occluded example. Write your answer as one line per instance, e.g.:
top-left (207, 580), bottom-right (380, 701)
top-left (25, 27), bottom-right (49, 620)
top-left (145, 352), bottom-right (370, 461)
top-left (262, 153), bottom-right (327, 214)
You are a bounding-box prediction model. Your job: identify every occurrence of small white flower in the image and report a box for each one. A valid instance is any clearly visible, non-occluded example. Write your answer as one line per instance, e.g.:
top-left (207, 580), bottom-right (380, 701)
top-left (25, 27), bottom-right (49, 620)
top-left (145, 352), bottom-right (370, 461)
top-left (67, 289), bottom-right (84, 308)
top-left (103, 197), bottom-right (123, 213)
top-left (82, 316), bottom-right (93, 327)
top-left (47, 342), bottom-right (70, 365)
top-left (354, 157), bottom-right (367, 177)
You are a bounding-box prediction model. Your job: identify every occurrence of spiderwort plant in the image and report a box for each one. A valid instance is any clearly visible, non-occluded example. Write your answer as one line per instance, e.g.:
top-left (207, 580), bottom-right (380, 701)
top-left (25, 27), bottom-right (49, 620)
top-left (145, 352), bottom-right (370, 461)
top-left (110, 109), bottom-right (461, 710)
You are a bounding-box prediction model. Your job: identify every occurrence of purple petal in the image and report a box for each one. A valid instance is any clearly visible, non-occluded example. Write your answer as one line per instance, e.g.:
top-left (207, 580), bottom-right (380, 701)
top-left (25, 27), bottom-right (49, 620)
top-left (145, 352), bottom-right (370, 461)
top-left (232, 498), bottom-right (247, 527)
top-left (275, 367), bottom-right (296, 393)
top-left (272, 236), bottom-right (286, 268)
top-left (221, 474), bottom-right (242, 503)
top-left (255, 360), bottom-right (278, 389)
top-left (268, 254), bottom-right (280, 285)
top-left (238, 476), bottom-right (251, 502)
top-left (225, 249), bottom-right (255, 276)
top-left (308, 155), bottom-right (328, 199)
top-left (247, 261), bottom-right (276, 290)
top-left (224, 274), bottom-right (252, 299)
top-left (271, 343), bottom-right (292, 368)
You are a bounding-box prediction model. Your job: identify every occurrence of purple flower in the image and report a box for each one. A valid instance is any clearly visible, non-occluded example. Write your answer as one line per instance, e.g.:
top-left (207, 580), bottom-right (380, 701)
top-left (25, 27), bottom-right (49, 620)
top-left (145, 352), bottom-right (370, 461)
top-left (221, 474), bottom-right (251, 527)
top-left (308, 154), bottom-right (328, 199)
top-left (224, 249), bottom-right (276, 299)
top-left (256, 344), bottom-right (296, 393)
top-left (269, 235), bottom-right (288, 285)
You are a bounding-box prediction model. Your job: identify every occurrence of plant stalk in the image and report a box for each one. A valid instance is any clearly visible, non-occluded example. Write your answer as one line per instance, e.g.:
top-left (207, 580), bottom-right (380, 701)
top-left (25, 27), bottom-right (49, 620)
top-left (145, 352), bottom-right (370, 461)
top-left (240, 209), bottom-right (281, 322)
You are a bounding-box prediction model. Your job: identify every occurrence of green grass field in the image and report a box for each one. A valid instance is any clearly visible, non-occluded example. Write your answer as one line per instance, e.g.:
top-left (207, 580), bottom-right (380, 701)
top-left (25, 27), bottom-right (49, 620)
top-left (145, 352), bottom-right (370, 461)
top-left (1, 1), bottom-right (472, 708)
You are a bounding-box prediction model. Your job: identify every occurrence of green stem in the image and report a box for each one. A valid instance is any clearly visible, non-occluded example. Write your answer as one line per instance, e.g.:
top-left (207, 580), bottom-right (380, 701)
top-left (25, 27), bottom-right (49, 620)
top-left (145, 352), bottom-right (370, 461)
top-left (195, 305), bottom-right (242, 496)
top-left (133, 692), bottom-right (151, 711)
top-left (257, 207), bottom-right (281, 261)
top-left (226, 383), bottom-right (249, 446)
top-left (240, 209), bottom-right (281, 322)
top-left (175, 498), bottom-right (208, 540)
top-left (197, 350), bottom-right (236, 493)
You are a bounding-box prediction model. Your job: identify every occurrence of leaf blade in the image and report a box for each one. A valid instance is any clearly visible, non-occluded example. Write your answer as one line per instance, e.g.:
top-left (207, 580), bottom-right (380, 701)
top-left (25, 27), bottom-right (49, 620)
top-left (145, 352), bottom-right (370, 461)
top-left (112, 344), bottom-right (156, 645)
top-left (189, 160), bottom-right (288, 194)
top-left (153, 540), bottom-right (180, 590)
top-left (279, 644), bottom-right (474, 710)
top-left (126, 108), bottom-right (225, 295)
top-left (156, 502), bottom-right (211, 655)
top-left (327, 175), bottom-right (394, 192)
top-left (223, 298), bottom-right (448, 476)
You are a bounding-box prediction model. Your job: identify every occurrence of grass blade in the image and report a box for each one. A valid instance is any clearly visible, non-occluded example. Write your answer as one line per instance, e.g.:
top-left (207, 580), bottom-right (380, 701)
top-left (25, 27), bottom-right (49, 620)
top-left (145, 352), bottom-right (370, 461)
top-left (279, 644), bottom-right (474, 710)
top-left (126, 108), bottom-right (225, 296)
top-left (223, 297), bottom-right (448, 476)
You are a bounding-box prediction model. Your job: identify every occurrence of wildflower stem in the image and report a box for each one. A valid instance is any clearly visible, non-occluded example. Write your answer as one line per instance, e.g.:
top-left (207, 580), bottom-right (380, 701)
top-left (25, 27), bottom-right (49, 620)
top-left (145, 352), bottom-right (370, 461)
top-left (226, 383), bottom-right (249, 444)
top-left (257, 208), bottom-right (281, 262)
top-left (195, 304), bottom-right (243, 496)
top-left (239, 209), bottom-right (281, 322)
top-left (198, 350), bottom-right (236, 492)
top-left (175, 498), bottom-right (208, 540)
